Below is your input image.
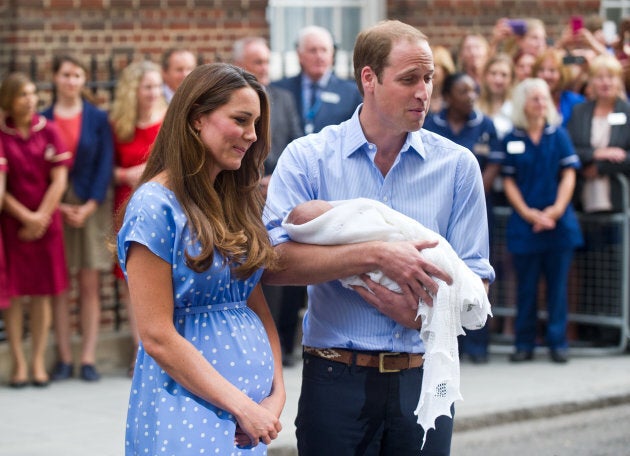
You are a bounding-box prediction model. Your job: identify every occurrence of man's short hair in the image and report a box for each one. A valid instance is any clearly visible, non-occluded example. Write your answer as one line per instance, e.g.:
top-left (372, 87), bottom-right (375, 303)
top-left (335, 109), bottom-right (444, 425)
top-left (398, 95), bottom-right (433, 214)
top-left (353, 20), bottom-right (428, 95)
top-left (161, 48), bottom-right (195, 71)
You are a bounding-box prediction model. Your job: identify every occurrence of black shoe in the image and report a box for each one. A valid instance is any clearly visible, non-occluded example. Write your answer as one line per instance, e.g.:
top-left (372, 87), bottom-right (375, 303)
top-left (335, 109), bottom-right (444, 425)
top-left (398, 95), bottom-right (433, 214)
top-left (549, 350), bottom-right (569, 364)
top-left (51, 362), bottom-right (74, 381)
top-left (282, 356), bottom-right (295, 368)
top-left (509, 350), bottom-right (534, 362)
top-left (32, 379), bottom-right (50, 388)
top-left (8, 380), bottom-right (28, 389)
top-left (80, 364), bottom-right (101, 382)
top-left (469, 354), bottom-right (489, 364)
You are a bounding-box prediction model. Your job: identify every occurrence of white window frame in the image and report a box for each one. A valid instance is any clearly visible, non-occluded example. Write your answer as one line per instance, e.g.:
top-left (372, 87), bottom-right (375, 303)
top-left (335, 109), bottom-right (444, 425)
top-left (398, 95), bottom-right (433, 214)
top-left (266, 0), bottom-right (385, 79)
top-left (601, 0), bottom-right (630, 21)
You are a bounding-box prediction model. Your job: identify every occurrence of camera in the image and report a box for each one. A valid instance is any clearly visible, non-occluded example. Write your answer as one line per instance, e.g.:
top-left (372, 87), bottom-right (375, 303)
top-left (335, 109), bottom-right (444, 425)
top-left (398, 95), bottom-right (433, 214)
top-left (562, 54), bottom-right (587, 65)
top-left (507, 19), bottom-right (527, 36)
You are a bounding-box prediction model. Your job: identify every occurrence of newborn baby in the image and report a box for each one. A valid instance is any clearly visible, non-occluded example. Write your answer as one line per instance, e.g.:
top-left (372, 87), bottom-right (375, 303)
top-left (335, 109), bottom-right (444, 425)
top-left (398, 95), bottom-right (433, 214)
top-left (283, 198), bottom-right (492, 446)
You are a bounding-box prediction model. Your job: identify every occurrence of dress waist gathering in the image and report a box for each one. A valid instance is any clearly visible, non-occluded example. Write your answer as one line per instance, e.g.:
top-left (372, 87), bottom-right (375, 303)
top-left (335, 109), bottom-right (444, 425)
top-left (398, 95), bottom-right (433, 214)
top-left (173, 300), bottom-right (248, 316)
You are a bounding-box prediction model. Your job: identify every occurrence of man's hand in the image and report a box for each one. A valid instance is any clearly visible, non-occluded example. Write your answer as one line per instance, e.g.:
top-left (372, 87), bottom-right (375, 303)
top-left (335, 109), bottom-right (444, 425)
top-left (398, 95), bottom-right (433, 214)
top-left (376, 239), bottom-right (452, 308)
top-left (352, 275), bottom-right (422, 329)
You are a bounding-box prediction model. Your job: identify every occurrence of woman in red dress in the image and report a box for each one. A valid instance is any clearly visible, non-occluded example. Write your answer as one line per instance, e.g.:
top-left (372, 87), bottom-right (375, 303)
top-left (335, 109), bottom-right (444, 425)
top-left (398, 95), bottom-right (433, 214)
top-left (0, 141), bottom-right (10, 311)
top-left (109, 60), bottom-right (166, 375)
top-left (0, 73), bottom-right (71, 387)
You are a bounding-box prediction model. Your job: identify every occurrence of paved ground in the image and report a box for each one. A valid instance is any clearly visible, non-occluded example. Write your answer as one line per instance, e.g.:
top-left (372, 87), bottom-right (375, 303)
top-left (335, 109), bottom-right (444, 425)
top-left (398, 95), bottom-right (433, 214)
top-left (1, 349), bottom-right (629, 456)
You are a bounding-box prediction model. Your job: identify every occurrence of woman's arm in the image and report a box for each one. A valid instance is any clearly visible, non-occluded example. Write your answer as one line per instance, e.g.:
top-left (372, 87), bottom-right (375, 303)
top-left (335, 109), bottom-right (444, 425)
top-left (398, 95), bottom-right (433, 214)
top-left (3, 165), bottom-right (68, 241)
top-left (246, 284), bottom-right (285, 416)
top-left (126, 243), bottom-right (282, 446)
top-left (503, 175), bottom-right (555, 231)
top-left (543, 167), bottom-right (576, 221)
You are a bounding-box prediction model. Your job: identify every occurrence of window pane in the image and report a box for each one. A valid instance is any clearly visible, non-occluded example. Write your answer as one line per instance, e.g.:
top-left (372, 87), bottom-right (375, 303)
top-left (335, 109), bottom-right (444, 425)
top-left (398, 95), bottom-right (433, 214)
top-left (341, 7), bottom-right (361, 50)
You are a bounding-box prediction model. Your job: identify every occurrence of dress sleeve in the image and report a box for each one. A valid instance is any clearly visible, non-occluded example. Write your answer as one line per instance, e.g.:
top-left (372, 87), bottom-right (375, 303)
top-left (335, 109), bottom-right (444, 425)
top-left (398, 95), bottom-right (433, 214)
top-left (556, 127), bottom-right (581, 170)
top-left (117, 184), bottom-right (177, 278)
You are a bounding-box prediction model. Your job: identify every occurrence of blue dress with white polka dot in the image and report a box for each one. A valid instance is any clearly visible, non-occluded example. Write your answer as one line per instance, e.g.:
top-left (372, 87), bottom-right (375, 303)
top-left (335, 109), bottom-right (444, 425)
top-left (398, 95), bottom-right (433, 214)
top-left (117, 182), bottom-right (274, 455)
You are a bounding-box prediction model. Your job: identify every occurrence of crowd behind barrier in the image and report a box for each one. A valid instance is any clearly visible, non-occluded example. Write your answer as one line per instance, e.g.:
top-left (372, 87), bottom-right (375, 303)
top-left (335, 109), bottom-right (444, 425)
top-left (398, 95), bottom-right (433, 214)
top-left (3, 14), bottom-right (630, 353)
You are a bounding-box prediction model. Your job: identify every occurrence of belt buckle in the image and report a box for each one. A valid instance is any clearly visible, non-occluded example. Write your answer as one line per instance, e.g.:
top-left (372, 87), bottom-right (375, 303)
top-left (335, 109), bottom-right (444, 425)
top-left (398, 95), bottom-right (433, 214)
top-left (378, 352), bottom-right (401, 373)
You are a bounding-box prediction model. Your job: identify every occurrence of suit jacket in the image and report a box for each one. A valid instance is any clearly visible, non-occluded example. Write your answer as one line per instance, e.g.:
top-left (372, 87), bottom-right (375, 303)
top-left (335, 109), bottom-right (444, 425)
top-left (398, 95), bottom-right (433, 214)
top-left (567, 98), bottom-right (630, 211)
top-left (42, 100), bottom-right (114, 203)
top-left (266, 85), bottom-right (302, 175)
top-left (271, 72), bottom-right (363, 134)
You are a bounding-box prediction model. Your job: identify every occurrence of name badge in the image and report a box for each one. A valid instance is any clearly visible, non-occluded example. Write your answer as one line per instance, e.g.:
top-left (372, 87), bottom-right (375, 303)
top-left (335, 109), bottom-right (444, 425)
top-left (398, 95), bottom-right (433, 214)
top-left (473, 143), bottom-right (490, 156)
top-left (608, 112), bottom-right (627, 126)
top-left (506, 141), bottom-right (526, 154)
top-left (320, 91), bottom-right (340, 104)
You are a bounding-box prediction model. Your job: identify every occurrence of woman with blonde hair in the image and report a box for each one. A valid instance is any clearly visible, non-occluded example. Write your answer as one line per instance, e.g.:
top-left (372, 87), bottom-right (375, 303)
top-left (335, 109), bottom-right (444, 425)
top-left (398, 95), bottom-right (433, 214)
top-left (533, 48), bottom-right (585, 126)
top-left (457, 33), bottom-right (490, 88)
top-left (0, 72), bottom-right (71, 387)
top-left (502, 78), bottom-right (583, 364)
top-left (478, 53), bottom-right (516, 139)
top-left (110, 60), bottom-right (166, 375)
top-left (568, 53), bottom-right (630, 213)
top-left (430, 45), bottom-right (456, 113)
top-left (117, 62), bottom-right (285, 454)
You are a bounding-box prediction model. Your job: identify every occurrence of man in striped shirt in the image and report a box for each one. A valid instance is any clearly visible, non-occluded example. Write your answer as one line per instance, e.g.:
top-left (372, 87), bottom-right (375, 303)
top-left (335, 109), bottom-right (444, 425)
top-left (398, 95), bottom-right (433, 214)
top-left (263, 20), bottom-right (494, 456)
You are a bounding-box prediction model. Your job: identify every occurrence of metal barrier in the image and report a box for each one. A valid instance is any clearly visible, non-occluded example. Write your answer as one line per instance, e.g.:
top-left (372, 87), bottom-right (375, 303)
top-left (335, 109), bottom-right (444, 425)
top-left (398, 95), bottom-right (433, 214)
top-left (489, 174), bottom-right (630, 355)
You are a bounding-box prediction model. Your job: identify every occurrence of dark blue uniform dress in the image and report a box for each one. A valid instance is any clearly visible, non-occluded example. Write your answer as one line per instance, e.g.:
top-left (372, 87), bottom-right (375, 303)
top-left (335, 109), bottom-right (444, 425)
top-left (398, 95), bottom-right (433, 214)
top-left (424, 109), bottom-right (504, 359)
top-left (502, 125), bottom-right (583, 352)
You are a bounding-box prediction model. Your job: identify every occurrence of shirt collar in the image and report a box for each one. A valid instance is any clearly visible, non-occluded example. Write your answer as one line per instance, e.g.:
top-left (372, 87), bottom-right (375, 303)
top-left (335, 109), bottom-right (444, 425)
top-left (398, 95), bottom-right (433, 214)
top-left (434, 108), bottom-right (483, 127)
top-left (512, 123), bottom-right (558, 137)
top-left (342, 105), bottom-right (426, 160)
top-left (301, 70), bottom-right (332, 89)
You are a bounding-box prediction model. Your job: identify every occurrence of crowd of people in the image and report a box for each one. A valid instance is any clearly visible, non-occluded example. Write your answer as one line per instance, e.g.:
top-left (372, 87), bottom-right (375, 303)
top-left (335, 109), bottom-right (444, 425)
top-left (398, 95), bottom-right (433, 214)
top-left (1, 12), bottom-right (630, 455)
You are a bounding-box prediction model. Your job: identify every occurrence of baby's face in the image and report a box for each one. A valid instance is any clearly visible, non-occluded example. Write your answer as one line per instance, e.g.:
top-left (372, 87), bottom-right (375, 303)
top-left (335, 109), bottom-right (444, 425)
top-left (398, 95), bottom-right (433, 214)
top-left (288, 200), bottom-right (334, 225)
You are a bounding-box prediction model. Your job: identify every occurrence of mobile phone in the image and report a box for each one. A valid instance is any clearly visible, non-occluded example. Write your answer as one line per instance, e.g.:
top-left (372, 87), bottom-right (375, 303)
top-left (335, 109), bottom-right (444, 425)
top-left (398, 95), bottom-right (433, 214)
top-left (562, 54), bottom-right (586, 65)
top-left (571, 15), bottom-right (584, 35)
top-left (507, 19), bottom-right (527, 36)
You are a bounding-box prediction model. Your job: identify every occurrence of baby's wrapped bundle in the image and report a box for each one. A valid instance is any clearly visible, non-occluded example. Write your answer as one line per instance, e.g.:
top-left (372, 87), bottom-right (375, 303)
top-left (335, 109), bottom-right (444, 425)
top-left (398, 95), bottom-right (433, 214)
top-left (283, 198), bottom-right (492, 448)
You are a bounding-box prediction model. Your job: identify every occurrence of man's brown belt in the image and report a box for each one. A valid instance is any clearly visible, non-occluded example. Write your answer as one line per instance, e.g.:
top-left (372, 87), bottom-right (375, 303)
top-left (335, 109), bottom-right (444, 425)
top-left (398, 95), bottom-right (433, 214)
top-left (303, 346), bottom-right (424, 373)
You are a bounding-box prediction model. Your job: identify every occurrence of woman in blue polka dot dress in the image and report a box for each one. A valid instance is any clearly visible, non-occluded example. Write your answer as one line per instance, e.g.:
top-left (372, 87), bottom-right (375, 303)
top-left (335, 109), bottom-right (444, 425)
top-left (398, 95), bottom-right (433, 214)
top-left (116, 63), bottom-right (285, 455)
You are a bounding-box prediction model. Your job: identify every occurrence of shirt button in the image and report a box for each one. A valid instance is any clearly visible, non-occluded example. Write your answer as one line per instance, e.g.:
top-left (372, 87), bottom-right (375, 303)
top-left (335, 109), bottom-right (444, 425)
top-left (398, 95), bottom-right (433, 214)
top-left (383, 196), bottom-right (388, 202)
top-left (395, 333), bottom-right (401, 339)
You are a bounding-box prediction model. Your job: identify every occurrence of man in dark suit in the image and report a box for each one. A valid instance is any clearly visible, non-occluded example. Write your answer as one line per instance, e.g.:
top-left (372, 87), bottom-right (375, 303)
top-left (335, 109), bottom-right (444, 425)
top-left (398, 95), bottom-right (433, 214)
top-left (272, 25), bottom-right (363, 135)
top-left (232, 36), bottom-right (303, 195)
top-left (262, 27), bottom-right (362, 366)
top-left (232, 36), bottom-right (305, 366)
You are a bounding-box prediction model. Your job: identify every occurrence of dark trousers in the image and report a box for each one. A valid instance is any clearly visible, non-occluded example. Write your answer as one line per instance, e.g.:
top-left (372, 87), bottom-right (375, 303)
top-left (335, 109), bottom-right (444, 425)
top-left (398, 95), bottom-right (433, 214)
top-left (458, 322), bottom-right (489, 356)
top-left (512, 250), bottom-right (574, 351)
top-left (296, 353), bottom-right (453, 456)
top-left (276, 286), bottom-right (306, 356)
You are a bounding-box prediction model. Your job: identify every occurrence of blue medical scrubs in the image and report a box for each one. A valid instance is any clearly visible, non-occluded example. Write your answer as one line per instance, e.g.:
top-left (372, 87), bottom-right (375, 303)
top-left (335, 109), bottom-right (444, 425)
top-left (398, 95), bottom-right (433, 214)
top-left (424, 109), bottom-right (504, 359)
top-left (502, 124), bottom-right (583, 352)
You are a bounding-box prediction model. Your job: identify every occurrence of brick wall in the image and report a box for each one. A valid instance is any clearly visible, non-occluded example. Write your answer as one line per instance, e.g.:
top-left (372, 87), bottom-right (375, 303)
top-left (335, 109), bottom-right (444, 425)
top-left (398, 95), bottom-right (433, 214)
top-left (0, 0), bottom-right (270, 85)
top-left (1, 0), bottom-right (603, 85)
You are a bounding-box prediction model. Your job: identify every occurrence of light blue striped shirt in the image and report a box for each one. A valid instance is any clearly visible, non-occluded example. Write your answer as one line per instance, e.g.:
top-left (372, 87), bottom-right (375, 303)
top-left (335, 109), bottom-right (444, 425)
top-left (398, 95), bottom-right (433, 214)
top-left (263, 106), bottom-right (495, 353)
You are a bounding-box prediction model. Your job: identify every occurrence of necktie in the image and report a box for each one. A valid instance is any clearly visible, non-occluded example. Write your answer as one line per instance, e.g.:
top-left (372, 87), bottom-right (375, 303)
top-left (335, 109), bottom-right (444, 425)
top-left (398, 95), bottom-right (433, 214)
top-left (309, 82), bottom-right (319, 110)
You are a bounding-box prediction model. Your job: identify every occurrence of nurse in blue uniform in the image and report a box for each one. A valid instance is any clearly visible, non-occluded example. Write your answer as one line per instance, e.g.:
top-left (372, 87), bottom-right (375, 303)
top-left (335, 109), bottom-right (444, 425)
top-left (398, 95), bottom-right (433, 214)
top-left (501, 78), bottom-right (583, 364)
top-left (424, 72), bottom-right (504, 363)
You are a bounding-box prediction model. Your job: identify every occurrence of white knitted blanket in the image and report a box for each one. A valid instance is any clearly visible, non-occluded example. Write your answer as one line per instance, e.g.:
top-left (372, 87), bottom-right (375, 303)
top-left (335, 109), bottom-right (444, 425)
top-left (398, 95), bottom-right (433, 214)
top-left (282, 198), bottom-right (492, 447)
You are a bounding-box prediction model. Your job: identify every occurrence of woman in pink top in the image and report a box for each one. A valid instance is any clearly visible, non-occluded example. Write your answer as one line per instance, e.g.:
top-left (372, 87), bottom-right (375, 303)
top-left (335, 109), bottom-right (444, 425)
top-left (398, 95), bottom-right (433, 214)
top-left (0, 72), bottom-right (71, 388)
top-left (109, 60), bottom-right (166, 375)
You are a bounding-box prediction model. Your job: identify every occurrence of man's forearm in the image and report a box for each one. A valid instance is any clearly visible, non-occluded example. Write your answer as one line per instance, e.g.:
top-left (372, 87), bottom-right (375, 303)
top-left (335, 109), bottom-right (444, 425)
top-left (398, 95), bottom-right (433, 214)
top-left (262, 240), bottom-right (383, 286)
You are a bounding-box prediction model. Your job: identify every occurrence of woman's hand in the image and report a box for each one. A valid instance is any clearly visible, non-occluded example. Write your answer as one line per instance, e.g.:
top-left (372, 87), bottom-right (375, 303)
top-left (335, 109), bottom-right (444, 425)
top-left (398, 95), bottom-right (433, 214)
top-left (18, 210), bottom-right (51, 241)
top-left (233, 400), bottom-right (282, 448)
